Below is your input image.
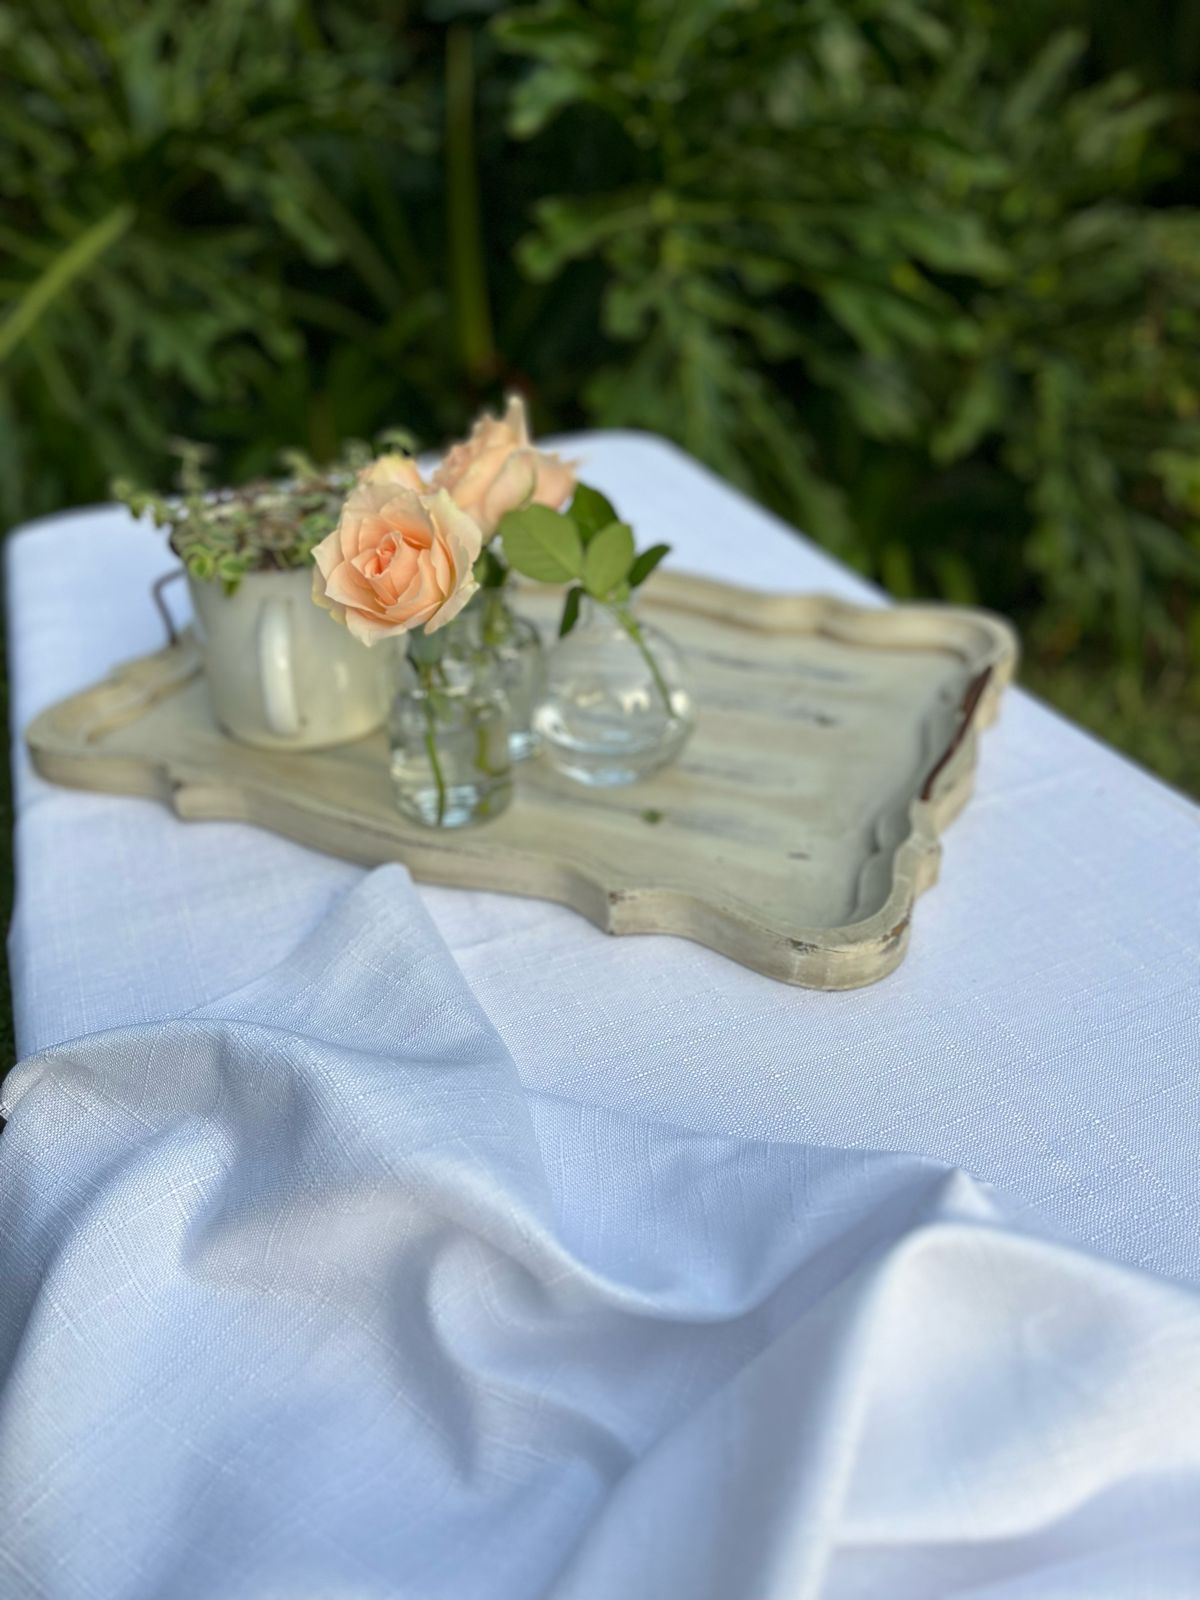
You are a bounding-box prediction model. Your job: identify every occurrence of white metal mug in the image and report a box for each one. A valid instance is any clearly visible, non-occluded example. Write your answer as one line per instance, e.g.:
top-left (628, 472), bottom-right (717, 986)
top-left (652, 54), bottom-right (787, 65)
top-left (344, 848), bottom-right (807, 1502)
top-left (179, 567), bottom-right (391, 750)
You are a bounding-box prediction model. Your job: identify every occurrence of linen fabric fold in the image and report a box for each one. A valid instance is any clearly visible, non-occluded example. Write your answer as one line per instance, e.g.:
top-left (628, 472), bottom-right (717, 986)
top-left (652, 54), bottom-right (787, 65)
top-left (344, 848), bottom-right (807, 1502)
top-left (1, 867), bottom-right (1197, 1598)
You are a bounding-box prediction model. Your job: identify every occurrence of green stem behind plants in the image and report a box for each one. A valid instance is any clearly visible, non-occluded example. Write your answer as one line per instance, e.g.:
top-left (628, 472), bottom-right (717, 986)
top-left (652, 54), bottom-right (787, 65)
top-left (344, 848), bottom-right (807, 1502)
top-left (0, 204), bottom-right (134, 365)
top-left (446, 25), bottom-right (495, 383)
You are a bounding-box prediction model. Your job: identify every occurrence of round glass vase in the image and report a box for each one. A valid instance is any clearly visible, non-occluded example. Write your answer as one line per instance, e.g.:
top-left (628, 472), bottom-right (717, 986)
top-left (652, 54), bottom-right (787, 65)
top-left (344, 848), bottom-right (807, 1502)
top-left (388, 622), bottom-right (513, 828)
top-left (470, 586), bottom-right (545, 762)
top-left (533, 597), bottom-right (695, 786)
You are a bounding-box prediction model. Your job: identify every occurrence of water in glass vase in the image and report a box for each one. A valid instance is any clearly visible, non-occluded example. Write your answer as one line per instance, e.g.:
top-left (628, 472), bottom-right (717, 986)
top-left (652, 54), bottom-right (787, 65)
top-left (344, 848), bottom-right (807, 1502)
top-left (534, 598), bottom-right (694, 785)
top-left (388, 627), bottom-right (513, 827)
top-left (472, 588), bottom-right (545, 761)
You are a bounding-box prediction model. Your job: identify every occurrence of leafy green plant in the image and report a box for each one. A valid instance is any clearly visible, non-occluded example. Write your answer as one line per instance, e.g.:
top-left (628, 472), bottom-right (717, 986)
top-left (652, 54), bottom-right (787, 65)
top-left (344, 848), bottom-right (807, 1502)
top-left (497, 0), bottom-right (1001, 552)
top-left (0, 0), bottom-right (438, 524)
top-left (499, 4), bottom-right (1197, 640)
top-left (1, 0), bottom-right (1196, 791)
top-left (113, 436), bottom-right (411, 592)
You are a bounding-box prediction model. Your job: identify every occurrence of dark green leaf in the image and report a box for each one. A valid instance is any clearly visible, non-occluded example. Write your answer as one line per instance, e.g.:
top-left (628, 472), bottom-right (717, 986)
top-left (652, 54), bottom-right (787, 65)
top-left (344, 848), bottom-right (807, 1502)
top-left (628, 543), bottom-right (670, 588)
top-left (474, 545), bottom-right (508, 590)
top-left (570, 482), bottom-right (619, 542)
top-left (559, 584), bottom-right (583, 637)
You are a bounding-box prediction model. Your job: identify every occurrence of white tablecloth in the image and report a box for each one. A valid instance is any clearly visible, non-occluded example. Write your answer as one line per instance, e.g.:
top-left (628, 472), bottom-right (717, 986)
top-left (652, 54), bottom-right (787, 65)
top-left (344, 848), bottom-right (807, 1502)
top-left (3, 429), bottom-right (1198, 1287)
top-left (4, 431), bottom-right (1200, 1596)
top-left (3, 868), bottom-right (1200, 1599)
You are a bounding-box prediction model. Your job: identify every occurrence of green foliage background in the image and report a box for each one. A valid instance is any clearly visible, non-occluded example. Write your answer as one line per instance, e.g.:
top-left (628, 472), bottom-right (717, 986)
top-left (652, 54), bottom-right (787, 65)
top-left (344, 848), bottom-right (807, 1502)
top-left (2, 0), bottom-right (1198, 792)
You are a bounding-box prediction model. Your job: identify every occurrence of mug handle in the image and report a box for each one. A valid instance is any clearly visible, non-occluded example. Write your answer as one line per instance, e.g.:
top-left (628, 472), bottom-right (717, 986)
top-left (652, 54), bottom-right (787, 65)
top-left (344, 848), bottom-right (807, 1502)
top-left (257, 597), bottom-right (302, 739)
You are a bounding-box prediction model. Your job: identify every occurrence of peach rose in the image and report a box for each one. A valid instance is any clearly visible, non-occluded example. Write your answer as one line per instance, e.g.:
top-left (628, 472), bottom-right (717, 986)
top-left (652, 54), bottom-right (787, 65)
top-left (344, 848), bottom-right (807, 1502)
top-left (432, 394), bottom-right (576, 539)
top-left (312, 484), bottom-right (481, 645)
top-left (357, 453), bottom-right (428, 491)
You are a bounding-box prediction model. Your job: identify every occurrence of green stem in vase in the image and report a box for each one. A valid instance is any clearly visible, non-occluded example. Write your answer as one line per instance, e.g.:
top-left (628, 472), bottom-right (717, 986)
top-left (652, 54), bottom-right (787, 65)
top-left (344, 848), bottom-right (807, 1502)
top-left (614, 602), bottom-right (674, 717)
top-left (480, 587), bottom-right (507, 650)
top-left (473, 719), bottom-right (506, 777)
top-left (419, 664), bottom-right (448, 826)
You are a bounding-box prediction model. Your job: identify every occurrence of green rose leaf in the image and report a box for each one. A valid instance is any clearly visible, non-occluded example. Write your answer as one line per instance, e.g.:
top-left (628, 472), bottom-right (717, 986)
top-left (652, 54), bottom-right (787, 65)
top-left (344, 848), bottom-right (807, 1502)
top-left (582, 520), bottom-right (635, 598)
top-left (570, 482), bottom-right (618, 544)
top-left (499, 505), bottom-right (584, 583)
top-left (628, 542), bottom-right (670, 588)
top-left (559, 584), bottom-right (583, 637)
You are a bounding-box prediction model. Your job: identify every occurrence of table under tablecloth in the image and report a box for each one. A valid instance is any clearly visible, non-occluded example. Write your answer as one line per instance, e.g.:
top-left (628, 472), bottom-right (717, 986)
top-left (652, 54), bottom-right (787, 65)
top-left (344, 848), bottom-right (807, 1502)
top-left (7, 431), bottom-right (1198, 1280)
top-left (4, 431), bottom-right (1200, 1599)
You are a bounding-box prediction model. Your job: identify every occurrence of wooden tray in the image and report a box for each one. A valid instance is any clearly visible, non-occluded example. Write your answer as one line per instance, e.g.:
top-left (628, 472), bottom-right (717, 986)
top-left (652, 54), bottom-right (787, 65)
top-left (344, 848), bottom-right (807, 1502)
top-left (26, 573), bottom-right (1017, 989)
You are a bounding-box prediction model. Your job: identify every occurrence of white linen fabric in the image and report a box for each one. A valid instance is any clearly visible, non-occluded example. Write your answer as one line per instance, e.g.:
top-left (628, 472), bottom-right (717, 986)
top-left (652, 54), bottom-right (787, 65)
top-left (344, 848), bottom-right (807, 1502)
top-left (3, 867), bottom-right (1199, 1600)
top-left (6, 432), bottom-right (1199, 1287)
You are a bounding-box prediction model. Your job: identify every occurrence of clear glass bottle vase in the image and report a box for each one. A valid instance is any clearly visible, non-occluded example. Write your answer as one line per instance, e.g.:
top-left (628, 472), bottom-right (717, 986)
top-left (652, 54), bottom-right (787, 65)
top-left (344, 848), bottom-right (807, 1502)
top-left (470, 587), bottom-right (545, 761)
top-left (533, 597), bottom-right (694, 785)
top-left (388, 620), bottom-right (513, 828)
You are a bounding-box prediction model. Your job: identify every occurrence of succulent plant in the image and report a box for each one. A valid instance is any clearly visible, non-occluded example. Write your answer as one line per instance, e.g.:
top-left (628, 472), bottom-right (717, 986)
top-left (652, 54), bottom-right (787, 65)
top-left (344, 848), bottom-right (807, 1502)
top-left (113, 433), bottom-right (416, 594)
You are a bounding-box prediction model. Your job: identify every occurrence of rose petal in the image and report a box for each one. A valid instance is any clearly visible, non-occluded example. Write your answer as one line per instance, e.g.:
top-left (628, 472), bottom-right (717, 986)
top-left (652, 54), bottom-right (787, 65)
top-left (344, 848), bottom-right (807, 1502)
top-left (480, 451), bottom-right (539, 531)
top-left (323, 559), bottom-right (377, 612)
top-left (358, 453), bottom-right (427, 491)
top-left (502, 393), bottom-right (531, 446)
top-left (425, 574), bottom-right (479, 633)
top-left (530, 453), bottom-right (577, 511)
top-left (314, 483), bottom-right (485, 641)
